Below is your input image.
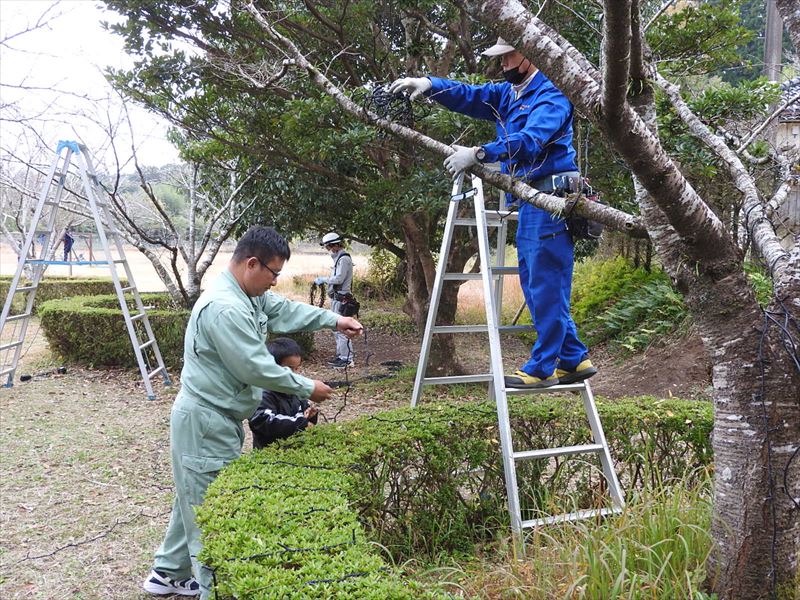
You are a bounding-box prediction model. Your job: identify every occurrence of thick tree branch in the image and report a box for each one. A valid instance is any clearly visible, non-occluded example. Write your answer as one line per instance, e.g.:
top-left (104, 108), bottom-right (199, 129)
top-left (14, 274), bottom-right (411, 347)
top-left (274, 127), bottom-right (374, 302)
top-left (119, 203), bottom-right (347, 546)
top-left (601, 0), bottom-right (632, 125)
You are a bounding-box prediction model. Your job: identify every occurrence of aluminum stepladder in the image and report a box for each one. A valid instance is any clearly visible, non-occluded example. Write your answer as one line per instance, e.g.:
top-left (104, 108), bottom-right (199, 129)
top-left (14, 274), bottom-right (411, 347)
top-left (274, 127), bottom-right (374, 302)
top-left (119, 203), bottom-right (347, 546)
top-left (410, 173), bottom-right (624, 553)
top-left (0, 140), bottom-right (171, 400)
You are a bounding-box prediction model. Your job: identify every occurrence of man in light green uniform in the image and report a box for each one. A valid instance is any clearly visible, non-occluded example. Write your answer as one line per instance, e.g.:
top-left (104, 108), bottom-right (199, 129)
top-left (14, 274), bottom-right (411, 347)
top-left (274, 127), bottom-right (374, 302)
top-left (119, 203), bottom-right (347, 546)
top-left (143, 226), bottom-right (363, 598)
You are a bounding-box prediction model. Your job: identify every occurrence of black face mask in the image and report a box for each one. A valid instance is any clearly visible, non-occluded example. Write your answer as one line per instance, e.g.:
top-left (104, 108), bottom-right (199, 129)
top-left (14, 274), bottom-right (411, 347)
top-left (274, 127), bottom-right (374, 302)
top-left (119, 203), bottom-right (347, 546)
top-left (502, 58), bottom-right (530, 85)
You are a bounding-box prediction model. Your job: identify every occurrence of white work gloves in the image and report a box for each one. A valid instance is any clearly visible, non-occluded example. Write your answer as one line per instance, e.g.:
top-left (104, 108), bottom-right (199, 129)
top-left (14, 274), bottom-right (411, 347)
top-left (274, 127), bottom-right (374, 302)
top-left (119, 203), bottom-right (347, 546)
top-left (443, 145), bottom-right (480, 179)
top-left (314, 276), bottom-right (326, 285)
top-left (388, 77), bottom-right (432, 101)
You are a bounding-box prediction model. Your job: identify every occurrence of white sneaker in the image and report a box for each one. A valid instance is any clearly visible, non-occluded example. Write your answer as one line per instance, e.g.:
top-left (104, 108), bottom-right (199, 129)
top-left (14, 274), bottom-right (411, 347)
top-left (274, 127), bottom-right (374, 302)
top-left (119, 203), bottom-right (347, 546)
top-left (143, 569), bottom-right (200, 596)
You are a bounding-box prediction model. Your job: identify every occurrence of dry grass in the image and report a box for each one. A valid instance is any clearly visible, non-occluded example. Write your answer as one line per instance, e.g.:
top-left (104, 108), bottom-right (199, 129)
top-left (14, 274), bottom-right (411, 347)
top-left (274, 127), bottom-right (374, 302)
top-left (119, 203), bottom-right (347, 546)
top-left (0, 326), bottom-right (176, 599)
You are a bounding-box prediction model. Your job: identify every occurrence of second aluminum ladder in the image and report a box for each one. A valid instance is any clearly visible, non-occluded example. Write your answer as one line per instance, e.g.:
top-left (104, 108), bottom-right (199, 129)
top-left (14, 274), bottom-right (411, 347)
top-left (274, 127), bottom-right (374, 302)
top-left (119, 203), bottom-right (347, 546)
top-left (0, 141), bottom-right (171, 400)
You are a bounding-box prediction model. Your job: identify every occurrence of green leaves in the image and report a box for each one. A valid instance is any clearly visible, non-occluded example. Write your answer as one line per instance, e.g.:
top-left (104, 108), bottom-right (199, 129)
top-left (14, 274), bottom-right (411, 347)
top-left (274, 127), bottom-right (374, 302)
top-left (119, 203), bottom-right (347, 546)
top-left (198, 395), bottom-right (713, 597)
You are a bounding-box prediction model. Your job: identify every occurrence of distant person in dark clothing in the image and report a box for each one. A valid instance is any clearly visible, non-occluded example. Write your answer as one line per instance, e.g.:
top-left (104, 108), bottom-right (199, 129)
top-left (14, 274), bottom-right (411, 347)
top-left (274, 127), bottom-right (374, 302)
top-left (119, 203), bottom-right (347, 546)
top-left (248, 337), bottom-right (319, 449)
top-left (63, 230), bottom-right (74, 261)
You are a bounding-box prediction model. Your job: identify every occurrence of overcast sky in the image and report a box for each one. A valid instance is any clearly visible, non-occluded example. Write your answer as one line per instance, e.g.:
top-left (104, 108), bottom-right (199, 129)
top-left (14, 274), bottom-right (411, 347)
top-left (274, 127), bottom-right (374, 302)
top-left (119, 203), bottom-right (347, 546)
top-left (0, 0), bottom-right (180, 169)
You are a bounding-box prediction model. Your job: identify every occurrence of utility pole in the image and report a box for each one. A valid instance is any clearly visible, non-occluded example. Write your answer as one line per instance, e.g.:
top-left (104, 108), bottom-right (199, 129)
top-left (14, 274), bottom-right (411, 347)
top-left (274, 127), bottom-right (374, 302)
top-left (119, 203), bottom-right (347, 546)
top-left (764, 0), bottom-right (783, 82)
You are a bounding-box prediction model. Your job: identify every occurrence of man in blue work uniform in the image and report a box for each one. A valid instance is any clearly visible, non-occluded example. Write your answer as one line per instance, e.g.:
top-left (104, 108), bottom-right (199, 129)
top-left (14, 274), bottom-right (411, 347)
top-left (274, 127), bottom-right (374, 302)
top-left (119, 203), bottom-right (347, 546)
top-left (143, 226), bottom-right (363, 598)
top-left (389, 37), bottom-right (596, 389)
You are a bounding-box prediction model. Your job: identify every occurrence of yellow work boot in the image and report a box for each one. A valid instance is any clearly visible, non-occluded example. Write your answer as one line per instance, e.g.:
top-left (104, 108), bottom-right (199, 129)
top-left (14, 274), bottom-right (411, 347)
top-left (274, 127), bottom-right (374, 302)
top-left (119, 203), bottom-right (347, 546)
top-left (555, 359), bottom-right (598, 384)
top-left (504, 370), bottom-right (559, 389)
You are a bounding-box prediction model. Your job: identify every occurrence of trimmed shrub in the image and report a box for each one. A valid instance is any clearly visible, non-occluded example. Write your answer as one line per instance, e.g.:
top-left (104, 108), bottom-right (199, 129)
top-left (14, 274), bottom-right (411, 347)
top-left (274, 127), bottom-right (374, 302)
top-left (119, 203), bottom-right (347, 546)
top-left (0, 275), bottom-right (127, 314)
top-left (199, 396), bottom-right (712, 598)
top-left (38, 293), bottom-right (188, 369)
top-left (37, 293), bottom-right (317, 369)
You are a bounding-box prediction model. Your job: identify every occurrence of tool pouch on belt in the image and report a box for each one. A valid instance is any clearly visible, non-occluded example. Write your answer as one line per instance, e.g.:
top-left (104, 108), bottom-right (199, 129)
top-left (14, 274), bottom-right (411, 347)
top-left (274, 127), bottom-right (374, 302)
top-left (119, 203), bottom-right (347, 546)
top-left (564, 183), bottom-right (605, 242)
top-left (335, 292), bottom-right (360, 317)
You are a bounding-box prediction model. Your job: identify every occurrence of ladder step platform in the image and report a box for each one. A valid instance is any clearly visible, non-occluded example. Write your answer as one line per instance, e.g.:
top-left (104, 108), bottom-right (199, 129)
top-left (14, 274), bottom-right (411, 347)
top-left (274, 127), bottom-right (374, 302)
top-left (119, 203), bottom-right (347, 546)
top-left (513, 443), bottom-right (604, 461)
top-left (24, 260), bottom-right (119, 266)
top-left (431, 324), bottom-right (534, 334)
top-left (523, 506), bottom-right (621, 528)
top-left (443, 267), bottom-right (519, 281)
top-left (5, 313), bottom-right (31, 323)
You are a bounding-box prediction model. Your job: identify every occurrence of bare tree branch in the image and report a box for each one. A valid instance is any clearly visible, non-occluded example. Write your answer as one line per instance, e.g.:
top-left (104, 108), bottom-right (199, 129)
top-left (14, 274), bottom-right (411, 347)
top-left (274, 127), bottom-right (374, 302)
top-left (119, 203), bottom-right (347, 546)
top-left (654, 72), bottom-right (790, 282)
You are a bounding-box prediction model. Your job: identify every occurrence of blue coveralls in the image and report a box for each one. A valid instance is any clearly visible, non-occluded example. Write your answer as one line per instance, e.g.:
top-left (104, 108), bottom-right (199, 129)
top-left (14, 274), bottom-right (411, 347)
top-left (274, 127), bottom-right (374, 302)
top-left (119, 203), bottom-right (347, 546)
top-left (151, 269), bottom-right (340, 599)
top-left (427, 73), bottom-right (588, 378)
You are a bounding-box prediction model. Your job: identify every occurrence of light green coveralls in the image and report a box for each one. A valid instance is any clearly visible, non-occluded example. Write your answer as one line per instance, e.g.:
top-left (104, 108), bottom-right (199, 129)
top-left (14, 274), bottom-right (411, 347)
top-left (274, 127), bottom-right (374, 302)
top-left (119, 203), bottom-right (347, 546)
top-left (151, 269), bottom-right (339, 598)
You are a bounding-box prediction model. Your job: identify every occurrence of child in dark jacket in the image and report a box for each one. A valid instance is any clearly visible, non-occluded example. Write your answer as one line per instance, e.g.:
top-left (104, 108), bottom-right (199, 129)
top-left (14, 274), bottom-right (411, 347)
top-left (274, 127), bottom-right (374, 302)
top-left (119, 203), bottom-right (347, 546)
top-left (248, 337), bottom-right (319, 449)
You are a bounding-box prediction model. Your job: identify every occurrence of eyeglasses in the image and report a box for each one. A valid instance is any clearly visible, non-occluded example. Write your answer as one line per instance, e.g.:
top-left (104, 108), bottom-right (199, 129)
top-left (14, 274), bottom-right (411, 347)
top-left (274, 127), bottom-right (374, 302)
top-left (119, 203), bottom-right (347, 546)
top-left (255, 257), bottom-right (281, 279)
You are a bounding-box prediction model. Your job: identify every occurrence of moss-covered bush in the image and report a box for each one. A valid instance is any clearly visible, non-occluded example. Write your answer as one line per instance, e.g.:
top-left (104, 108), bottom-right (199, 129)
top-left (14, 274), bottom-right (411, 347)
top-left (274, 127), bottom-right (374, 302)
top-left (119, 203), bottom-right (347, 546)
top-left (199, 396), bottom-right (712, 599)
top-left (38, 293), bottom-right (188, 369)
top-left (0, 275), bottom-right (127, 314)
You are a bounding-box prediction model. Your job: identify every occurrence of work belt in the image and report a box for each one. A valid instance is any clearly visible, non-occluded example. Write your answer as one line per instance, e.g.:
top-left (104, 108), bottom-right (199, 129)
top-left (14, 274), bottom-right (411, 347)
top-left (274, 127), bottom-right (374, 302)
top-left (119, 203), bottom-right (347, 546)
top-left (527, 171), bottom-right (581, 194)
top-left (526, 171), bottom-right (582, 240)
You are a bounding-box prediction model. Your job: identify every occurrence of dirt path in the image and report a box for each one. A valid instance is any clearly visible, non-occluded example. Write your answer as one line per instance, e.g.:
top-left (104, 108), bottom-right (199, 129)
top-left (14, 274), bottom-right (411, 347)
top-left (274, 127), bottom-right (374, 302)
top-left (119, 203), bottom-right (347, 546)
top-left (0, 312), bottom-right (710, 599)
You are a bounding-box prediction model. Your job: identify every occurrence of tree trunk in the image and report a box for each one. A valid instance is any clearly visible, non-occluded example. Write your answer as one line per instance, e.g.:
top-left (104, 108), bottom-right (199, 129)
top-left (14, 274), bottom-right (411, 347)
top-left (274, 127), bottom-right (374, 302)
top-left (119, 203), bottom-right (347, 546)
top-left (400, 210), bottom-right (480, 375)
top-left (692, 273), bottom-right (800, 598)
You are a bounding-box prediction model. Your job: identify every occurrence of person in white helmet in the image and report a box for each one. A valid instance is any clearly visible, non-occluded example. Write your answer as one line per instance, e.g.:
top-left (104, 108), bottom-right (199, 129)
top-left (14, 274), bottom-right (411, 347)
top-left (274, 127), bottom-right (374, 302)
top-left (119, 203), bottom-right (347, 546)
top-left (314, 232), bottom-right (355, 368)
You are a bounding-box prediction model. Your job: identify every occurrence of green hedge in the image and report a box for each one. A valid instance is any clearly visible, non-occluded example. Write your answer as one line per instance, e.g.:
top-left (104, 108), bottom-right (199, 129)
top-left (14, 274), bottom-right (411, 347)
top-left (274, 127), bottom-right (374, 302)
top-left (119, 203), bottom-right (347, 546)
top-left (199, 396), bottom-right (712, 599)
top-left (0, 275), bottom-right (127, 314)
top-left (38, 293), bottom-right (189, 369)
top-left (37, 293), bottom-right (317, 370)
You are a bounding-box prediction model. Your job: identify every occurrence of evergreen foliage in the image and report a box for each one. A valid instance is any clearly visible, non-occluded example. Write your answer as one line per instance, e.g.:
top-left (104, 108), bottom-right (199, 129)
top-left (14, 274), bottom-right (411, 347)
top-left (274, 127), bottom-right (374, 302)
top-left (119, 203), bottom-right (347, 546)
top-left (198, 396), bottom-right (712, 598)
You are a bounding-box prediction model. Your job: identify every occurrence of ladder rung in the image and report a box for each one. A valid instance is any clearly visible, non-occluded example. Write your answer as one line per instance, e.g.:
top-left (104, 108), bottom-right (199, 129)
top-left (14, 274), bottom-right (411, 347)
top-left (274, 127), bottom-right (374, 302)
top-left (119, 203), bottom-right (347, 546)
top-left (43, 200), bottom-right (59, 207)
top-left (513, 443), bottom-right (604, 462)
top-left (120, 286), bottom-right (136, 293)
top-left (16, 285), bottom-right (37, 293)
top-left (505, 382), bottom-right (587, 395)
top-left (441, 271), bottom-right (517, 281)
top-left (453, 218), bottom-right (503, 227)
top-left (432, 325), bottom-right (487, 334)
top-left (5, 313), bottom-right (31, 323)
top-left (522, 507), bottom-right (620, 528)
top-left (148, 366), bottom-right (165, 379)
top-left (0, 366), bottom-right (14, 376)
top-left (130, 313), bottom-right (147, 322)
top-left (0, 341), bottom-right (24, 352)
top-left (139, 339), bottom-right (155, 351)
top-left (484, 210), bottom-right (518, 220)
top-left (113, 259), bottom-right (127, 264)
top-left (422, 374), bottom-right (494, 385)
top-left (430, 324), bottom-right (534, 334)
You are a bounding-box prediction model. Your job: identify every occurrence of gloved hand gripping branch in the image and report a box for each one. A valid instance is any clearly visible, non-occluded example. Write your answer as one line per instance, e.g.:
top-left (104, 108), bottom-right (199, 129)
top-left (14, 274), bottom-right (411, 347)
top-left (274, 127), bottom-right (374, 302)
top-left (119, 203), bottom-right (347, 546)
top-left (444, 145), bottom-right (481, 180)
